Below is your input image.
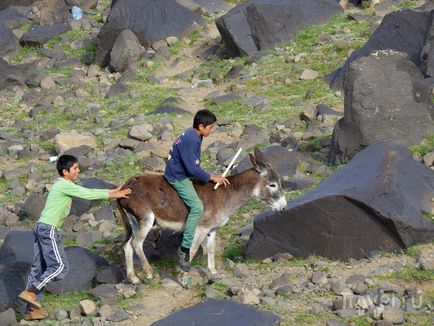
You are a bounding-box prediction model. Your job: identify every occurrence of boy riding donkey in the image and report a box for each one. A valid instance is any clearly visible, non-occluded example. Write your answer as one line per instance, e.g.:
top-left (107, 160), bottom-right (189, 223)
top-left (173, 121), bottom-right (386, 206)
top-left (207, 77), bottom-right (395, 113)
top-left (164, 109), bottom-right (230, 272)
top-left (18, 155), bottom-right (131, 320)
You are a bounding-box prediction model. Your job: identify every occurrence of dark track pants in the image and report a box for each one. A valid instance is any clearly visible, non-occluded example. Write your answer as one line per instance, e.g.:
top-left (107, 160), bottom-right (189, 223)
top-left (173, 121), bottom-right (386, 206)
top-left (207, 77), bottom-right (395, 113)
top-left (26, 223), bottom-right (69, 294)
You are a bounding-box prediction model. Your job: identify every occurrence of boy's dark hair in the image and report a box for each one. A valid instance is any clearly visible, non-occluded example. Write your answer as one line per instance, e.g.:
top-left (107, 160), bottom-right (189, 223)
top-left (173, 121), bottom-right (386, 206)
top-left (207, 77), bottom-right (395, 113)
top-left (56, 155), bottom-right (78, 176)
top-left (193, 109), bottom-right (216, 129)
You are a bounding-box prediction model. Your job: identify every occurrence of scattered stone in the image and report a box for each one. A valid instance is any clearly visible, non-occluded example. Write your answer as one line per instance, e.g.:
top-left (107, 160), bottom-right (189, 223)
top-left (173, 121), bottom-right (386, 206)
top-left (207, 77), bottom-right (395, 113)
top-left (55, 309), bottom-right (68, 321)
top-left (98, 304), bottom-right (113, 318)
top-left (80, 299), bottom-right (97, 316)
top-left (299, 69), bottom-right (319, 80)
top-left (54, 131), bottom-right (97, 153)
top-left (128, 124), bottom-right (153, 141)
top-left (233, 263), bottom-right (251, 278)
top-left (0, 205), bottom-right (19, 227)
top-left (382, 307), bottom-right (405, 324)
top-left (69, 304), bottom-right (82, 320)
top-left (311, 271), bottom-right (328, 286)
top-left (417, 248), bottom-right (434, 270)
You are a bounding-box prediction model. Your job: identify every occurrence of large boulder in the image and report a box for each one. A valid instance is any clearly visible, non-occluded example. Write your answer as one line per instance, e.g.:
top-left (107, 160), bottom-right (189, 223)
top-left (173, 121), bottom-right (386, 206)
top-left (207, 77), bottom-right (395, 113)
top-left (0, 0), bottom-right (38, 10)
top-left (0, 262), bottom-right (30, 312)
top-left (153, 299), bottom-right (280, 326)
top-left (326, 8), bottom-right (434, 90)
top-left (109, 29), bottom-right (141, 72)
top-left (0, 7), bottom-right (31, 30)
top-left (0, 231), bottom-right (34, 265)
top-left (215, 0), bottom-right (342, 57)
top-left (45, 246), bottom-right (109, 294)
top-left (246, 141), bottom-right (434, 260)
top-left (0, 231), bottom-right (34, 311)
top-left (330, 51), bottom-right (434, 164)
top-left (95, 0), bottom-right (205, 66)
top-left (0, 58), bottom-right (33, 90)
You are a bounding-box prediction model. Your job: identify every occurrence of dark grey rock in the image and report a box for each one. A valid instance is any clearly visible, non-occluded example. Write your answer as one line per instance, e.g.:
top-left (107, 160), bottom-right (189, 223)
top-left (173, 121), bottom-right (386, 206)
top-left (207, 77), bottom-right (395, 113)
top-left (0, 231), bottom-right (33, 265)
top-left (88, 283), bottom-right (118, 300)
top-left (152, 299), bottom-right (280, 325)
top-left (232, 145), bottom-right (299, 180)
top-left (0, 6), bottom-right (30, 29)
top-left (64, 145), bottom-right (93, 157)
top-left (93, 206), bottom-right (115, 222)
top-left (209, 93), bottom-right (242, 105)
top-left (107, 80), bottom-right (130, 98)
top-left (326, 319), bottom-right (350, 326)
top-left (95, 0), bottom-right (205, 66)
top-left (95, 266), bottom-right (124, 284)
top-left (37, 47), bottom-right (66, 61)
top-left (138, 156), bottom-right (166, 171)
top-left (24, 194), bottom-right (46, 219)
top-left (21, 23), bottom-right (70, 47)
top-left (335, 309), bottom-right (359, 318)
top-left (330, 51), bottom-right (434, 164)
top-left (110, 29), bottom-right (141, 73)
top-left (70, 178), bottom-right (116, 217)
top-left (0, 58), bottom-right (33, 91)
top-left (0, 0), bottom-right (38, 10)
top-left (224, 64), bottom-right (244, 80)
top-left (148, 105), bottom-right (190, 115)
top-left (0, 262), bottom-right (30, 312)
top-left (45, 246), bottom-right (109, 294)
top-left (246, 141), bottom-right (434, 260)
top-left (216, 0), bottom-right (342, 57)
top-left (107, 309), bottom-right (130, 322)
top-left (0, 25), bottom-right (19, 58)
top-left (326, 9), bottom-right (434, 89)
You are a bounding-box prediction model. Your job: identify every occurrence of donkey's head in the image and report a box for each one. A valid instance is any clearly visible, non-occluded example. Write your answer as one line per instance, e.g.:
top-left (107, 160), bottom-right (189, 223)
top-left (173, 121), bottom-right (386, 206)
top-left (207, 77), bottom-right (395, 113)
top-left (249, 148), bottom-right (287, 212)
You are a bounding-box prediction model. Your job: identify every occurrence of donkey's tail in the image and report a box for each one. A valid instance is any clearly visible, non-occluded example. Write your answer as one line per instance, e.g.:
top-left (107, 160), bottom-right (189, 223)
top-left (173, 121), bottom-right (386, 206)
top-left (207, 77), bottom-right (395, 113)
top-left (117, 199), bottom-right (132, 244)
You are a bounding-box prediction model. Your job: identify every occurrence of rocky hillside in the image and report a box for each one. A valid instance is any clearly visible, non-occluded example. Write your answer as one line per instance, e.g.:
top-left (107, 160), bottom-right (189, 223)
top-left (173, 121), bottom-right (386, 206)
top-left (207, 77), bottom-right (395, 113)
top-left (0, 0), bottom-right (433, 325)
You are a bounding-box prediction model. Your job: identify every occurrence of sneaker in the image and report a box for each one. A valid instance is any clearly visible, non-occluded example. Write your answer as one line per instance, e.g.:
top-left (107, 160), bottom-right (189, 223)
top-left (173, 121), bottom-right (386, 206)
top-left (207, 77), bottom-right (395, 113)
top-left (18, 290), bottom-right (41, 309)
top-left (177, 247), bottom-right (191, 272)
top-left (24, 307), bottom-right (48, 321)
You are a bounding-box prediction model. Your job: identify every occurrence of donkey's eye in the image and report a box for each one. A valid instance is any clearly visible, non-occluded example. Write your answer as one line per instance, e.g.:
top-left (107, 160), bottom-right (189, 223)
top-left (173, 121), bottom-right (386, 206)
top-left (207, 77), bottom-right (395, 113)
top-left (269, 184), bottom-right (276, 188)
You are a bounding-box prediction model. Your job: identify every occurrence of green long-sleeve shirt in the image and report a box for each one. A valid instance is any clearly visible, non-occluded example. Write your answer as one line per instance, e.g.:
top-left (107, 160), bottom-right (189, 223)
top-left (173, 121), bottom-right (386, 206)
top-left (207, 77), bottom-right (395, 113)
top-left (38, 177), bottom-right (109, 228)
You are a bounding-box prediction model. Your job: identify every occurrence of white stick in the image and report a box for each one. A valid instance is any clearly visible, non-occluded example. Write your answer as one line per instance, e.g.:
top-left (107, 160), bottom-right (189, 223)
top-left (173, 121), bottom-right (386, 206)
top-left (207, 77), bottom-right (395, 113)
top-left (214, 147), bottom-right (243, 190)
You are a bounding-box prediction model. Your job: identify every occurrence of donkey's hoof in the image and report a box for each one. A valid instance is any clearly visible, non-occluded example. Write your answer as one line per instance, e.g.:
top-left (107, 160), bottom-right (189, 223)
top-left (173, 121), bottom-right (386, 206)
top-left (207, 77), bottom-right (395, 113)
top-left (128, 275), bottom-right (141, 284)
top-left (146, 273), bottom-right (154, 280)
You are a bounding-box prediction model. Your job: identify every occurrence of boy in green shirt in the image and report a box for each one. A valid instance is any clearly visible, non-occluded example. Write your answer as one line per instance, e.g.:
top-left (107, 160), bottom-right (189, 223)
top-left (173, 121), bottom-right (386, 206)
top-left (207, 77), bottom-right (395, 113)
top-left (18, 154), bottom-right (131, 320)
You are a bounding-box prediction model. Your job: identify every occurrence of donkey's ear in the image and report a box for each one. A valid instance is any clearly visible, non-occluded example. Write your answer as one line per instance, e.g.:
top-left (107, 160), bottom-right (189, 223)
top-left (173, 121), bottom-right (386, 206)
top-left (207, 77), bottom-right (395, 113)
top-left (254, 147), bottom-right (266, 162)
top-left (250, 150), bottom-right (266, 172)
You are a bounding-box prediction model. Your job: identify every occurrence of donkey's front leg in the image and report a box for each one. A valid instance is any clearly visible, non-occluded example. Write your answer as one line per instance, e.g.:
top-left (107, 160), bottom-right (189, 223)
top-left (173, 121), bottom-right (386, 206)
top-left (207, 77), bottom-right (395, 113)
top-left (204, 230), bottom-right (218, 275)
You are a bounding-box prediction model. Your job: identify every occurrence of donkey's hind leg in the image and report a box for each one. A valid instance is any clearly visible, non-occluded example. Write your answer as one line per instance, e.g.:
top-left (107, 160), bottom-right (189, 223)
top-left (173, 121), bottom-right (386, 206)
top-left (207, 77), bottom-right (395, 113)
top-left (189, 226), bottom-right (211, 266)
top-left (203, 230), bottom-right (218, 275)
top-left (124, 235), bottom-right (140, 284)
top-left (131, 212), bottom-right (155, 280)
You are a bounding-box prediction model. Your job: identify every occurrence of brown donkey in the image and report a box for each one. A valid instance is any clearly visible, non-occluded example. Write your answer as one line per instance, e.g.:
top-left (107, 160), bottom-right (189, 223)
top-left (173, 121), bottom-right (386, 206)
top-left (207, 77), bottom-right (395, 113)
top-left (117, 148), bottom-right (287, 283)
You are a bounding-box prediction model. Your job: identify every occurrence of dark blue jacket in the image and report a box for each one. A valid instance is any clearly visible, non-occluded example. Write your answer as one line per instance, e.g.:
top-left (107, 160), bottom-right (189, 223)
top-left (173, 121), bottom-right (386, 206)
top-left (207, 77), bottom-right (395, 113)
top-left (164, 127), bottom-right (211, 183)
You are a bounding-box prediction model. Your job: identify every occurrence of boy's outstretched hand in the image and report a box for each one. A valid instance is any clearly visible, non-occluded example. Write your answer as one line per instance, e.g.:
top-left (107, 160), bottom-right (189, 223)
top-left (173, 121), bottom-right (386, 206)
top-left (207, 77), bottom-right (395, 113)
top-left (211, 175), bottom-right (230, 187)
top-left (109, 185), bottom-right (132, 199)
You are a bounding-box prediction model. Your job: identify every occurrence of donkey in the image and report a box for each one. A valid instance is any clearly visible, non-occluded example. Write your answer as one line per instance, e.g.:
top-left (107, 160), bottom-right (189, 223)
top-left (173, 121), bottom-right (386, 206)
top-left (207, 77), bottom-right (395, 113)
top-left (117, 148), bottom-right (287, 284)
